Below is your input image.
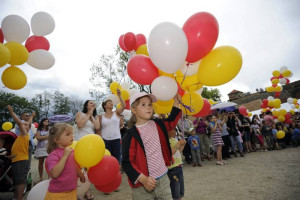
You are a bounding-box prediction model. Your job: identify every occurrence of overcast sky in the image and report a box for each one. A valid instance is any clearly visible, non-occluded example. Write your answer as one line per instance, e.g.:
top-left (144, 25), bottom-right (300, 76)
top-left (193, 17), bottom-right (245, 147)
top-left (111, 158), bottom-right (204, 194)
top-left (1, 0), bottom-right (299, 102)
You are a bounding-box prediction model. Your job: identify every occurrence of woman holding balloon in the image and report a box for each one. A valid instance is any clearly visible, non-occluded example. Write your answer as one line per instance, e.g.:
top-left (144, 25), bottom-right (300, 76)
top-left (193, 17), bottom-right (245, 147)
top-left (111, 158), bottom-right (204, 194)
top-left (99, 89), bottom-right (125, 162)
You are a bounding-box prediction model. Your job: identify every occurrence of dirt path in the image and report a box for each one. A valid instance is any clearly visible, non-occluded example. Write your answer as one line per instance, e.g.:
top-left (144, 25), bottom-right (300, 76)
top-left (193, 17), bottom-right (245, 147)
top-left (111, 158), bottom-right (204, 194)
top-left (12, 147), bottom-right (300, 200)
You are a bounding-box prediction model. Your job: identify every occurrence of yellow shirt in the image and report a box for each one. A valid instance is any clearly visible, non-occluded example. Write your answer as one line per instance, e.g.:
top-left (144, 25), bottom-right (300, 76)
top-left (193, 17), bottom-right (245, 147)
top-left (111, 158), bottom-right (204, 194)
top-left (11, 134), bottom-right (29, 163)
top-left (168, 137), bottom-right (183, 169)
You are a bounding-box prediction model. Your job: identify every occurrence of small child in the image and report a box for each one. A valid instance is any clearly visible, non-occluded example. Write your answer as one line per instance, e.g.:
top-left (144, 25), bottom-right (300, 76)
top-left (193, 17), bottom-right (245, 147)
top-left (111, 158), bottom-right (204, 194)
top-left (187, 128), bottom-right (202, 167)
top-left (122, 92), bottom-right (182, 200)
top-left (45, 123), bottom-right (85, 200)
top-left (251, 121), bottom-right (267, 151)
top-left (271, 124), bottom-right (280, 150)
top-left (167, 128), bottom-right (186, 200)
top-left (7, 105), bottom-right (32, 200)
top-left (0, 138), bottom-right (7, 156)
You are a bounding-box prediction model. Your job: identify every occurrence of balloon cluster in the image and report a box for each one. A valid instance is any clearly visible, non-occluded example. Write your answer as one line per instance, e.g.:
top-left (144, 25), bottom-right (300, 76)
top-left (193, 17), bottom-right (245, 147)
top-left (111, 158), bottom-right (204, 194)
top-left (121, 12), bottom-right (243, 116)
top-left (265, 66), bottom-right (293, 97)
top-left (272, 109), bottom-right (292, 124)
top-left (239, 106), bottom-right (252, 117)
top-left (287, 97), bottom-right (299, 110)
top-left (0, 12), bottom-right (55, 90)
top-left (108, 81), bottom-right (131, 110)
top-left (71, 134), bottom-right (122, 193)
top-left (260, 96), bottom-right (282, 111)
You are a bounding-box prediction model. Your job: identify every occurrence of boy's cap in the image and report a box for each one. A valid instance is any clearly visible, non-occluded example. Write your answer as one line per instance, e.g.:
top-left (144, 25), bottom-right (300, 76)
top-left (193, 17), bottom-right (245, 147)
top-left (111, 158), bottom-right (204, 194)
top-left (189, 127), bottom-right (195, 132)
top-left (130, 92), bottom-right (157, 106)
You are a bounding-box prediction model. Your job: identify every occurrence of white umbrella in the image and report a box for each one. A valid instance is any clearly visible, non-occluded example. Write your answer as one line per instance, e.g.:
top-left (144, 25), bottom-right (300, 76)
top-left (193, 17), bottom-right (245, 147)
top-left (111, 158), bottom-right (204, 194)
top-left (211, 102), bottom-right (237, 110)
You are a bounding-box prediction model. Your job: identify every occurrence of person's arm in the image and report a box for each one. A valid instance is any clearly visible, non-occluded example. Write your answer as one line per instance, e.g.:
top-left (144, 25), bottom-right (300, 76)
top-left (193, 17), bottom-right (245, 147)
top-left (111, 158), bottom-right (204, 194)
top-left (116, 89), bottom-right (126, 116)
top-left (50, 147), bottom-right (72, 178)
top-left (76, 167), bottom-right (85, 183)
top-left (36, 131), bottom-right (48, 141)
top-left (28, 111), bottom-right (36, 124)
top-left (7, 105), bottom-right (27, 136)
top-left (75, 112), bottom-right (90, 129)
top-left (91, 115), bottom-right (100, 130)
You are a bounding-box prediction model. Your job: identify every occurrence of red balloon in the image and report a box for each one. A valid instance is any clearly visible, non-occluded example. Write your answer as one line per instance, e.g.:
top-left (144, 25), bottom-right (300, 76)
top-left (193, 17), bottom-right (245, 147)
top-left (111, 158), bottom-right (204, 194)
top-left (270, 77), bottom-right (277, 81)
top-left (262, 99), bottom-right (268, 105)
top-left (123, 32), bottom-right (136, 51)
top-left (274, 92), bottom-right (280, 98)
top-left (273, 116), bottom-right (278, 119)
top-left (183, 12), bottom-right (219, 63)
top-left (33, 122), bottom-right (38, 128)
top-left (125, 100), bottom-right (130, 110)
top-left (286, 78), bottom-right (290, 84)
top-left (285, 119), bottom-right (292, 124)
top-left (134, 34), bottom-right (146, 50)
top-left (25, 35), bottom-right (50, 52)
top-left (193, 98), bottom-right (211, 117)
top-left (119, 35), bottom-right (129, 52)
top-left (261, 103), bottom-right (267, 109)
top-left (88, 156), bottom-right (119, 186)
top-left (95, 172), bottom-right (122, 193)
top-left (285, 113), bottom-right (292, 120)
top-left (239, 106), bottom-right (248, 116)
top-left (127, 55), bottom-right (159, 85)
top-left (278, 74), bottom-right (284, 78)
top-left (0, 28), bottom-right (4, 43)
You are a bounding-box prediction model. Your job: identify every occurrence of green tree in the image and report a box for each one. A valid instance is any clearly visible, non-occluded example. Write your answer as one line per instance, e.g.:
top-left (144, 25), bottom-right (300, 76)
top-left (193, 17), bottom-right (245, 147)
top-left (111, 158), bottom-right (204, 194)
top-left (89, 46), bottom-right (148, 105)
top-left (52, 91), bottom-right (71, 115)
top-left (201, 87), bottom-right (221, 101)
top-left (31, 91), bottom-right (53, 118)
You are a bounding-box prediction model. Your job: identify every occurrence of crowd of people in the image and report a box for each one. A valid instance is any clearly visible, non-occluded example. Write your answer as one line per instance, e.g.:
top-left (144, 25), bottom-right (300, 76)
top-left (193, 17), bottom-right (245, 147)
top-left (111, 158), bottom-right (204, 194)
top-left (1, 92), bottom-right (300, 200)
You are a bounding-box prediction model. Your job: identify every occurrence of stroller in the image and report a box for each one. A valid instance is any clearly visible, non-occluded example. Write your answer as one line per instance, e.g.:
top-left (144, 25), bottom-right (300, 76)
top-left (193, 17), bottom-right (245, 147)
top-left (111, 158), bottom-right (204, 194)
top-left (0, 131), bottom-right (17, 193)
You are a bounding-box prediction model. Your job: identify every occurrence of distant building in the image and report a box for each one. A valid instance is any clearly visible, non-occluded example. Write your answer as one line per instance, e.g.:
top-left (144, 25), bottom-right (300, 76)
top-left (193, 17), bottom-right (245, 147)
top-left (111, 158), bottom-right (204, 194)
top-left (228, 80), bottom-right (300, 111)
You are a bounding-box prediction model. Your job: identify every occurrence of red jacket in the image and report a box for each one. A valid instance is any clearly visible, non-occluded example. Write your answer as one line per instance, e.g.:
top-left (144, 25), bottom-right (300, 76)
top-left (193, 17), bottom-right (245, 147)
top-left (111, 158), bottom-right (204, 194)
top-left (122, 107), bottom-right (182, 188)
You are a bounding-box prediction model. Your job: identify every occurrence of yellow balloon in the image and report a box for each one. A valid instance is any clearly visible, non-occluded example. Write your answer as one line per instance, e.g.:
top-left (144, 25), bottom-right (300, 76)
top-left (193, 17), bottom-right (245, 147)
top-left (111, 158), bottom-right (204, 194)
top-left (181, 92), bottom-right (203, 115)
top-left (272, 99), bottom-right (281, 109)
top-left (156, 99), bottom-right (174, 107)
top-left (5, 42), bottom-right (28, 65)
top-left (69, 141), bottom-right (77, 149)
top-left (274, 85), bottom-right (282, 92)
top-left (271, 78), bottom-right (279, 85)
top-left (266, 87), bottom-right (274, 93)
top-left (2, 66), bottom-right (27, 90)
top-left (74, 134), bottom-right (105, 168)
top-left (289, 110), bottom-right (295, 115)
top-left (282, 70), bottom-right (291, 77)
top-left (279, 109), bottom-right (287, 116)
top-left (153, 102), bottom-right (173, 115)
top-left (104, 149), bottom-right (111, 156)
top-left (121, 90), bottom-right (129, 100)
top-left (262, 108), bottom-right (267, 113)
top-left (197, 46), bottom-right (242, 86)
top-left (110, 82), bottom-right (122, 95)
top-left (268, 100), bottom-right (274, 108)
top-left (276, 130), bottom-right (285, 139)
top-left (158, 69), bottom-right (174, 78)
top-left (0, 43), bottom-right (11, 67)
top-left (296, 105), bottom-right (299, 109)
top-left (272, 70), bottom-right (280, 77)
top-left (277, 115), bottom-right (285, 122)
top-left (2, 122), bottom-right (13, 131)
top-left (293, 99), bottom-right (297, 104)
top-left (136, 44), bottom-right (149, 56)
top-left (208, 99), bottom-right (214, 105)
top-left (176, 71), bottom-right (202, 92)
top-left (116, 103), bottom-right (121, 109)
top-left (248, 113), bottom-right (252, 117)
top-left (272, 110), bottom-right (279, 117)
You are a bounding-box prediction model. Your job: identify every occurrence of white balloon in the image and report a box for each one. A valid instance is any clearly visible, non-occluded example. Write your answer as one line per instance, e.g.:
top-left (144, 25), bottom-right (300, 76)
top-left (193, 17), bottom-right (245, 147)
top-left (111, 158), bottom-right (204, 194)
top-left (106, 94), bottom-right (120, 105)
top-left (129, 89), bottom-right (138, 97)
top-left (1, 15), bottom-right (30, 43)
top-left (279, 66), bottom-right (288, 73)
top-left (27, 50), bottom-right (55, 70)
top-left (279, 78), bottom-right (287, 85)
top-left (274, 119), bottom-right (279, 123)
top-left (27, 179), bottom-right (50, 200)
top-left (267, 96), bottom-right (274, 101)
top-left (287, 97), bottom-right (294, 104)
top-left (148, 22), bottom-right (188, 74)
top-left (291, 104), bottom-right (295, 109)
top-left (180, 60), bottom-right (200, 76)
top-left (151, 76), bottom-right (178, 101)
top-left (31, 12), bottom-right (55, 36)
top-left (121, 82), bottom-right (130, 91)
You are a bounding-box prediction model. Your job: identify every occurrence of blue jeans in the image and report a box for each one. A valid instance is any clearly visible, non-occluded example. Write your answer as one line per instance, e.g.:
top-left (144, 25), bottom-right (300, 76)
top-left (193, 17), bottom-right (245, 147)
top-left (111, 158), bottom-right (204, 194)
top-left (167, 166), bottom-right (184, 200)
top-left (229, 135), bottom-right (243, 152)
top-left (104, 139), bottom-right (121, 162)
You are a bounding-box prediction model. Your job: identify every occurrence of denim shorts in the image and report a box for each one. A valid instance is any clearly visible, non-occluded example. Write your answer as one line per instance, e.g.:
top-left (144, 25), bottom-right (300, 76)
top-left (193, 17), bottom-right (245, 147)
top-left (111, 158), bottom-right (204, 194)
top-left (12, 160), bottom-right (29, 186)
